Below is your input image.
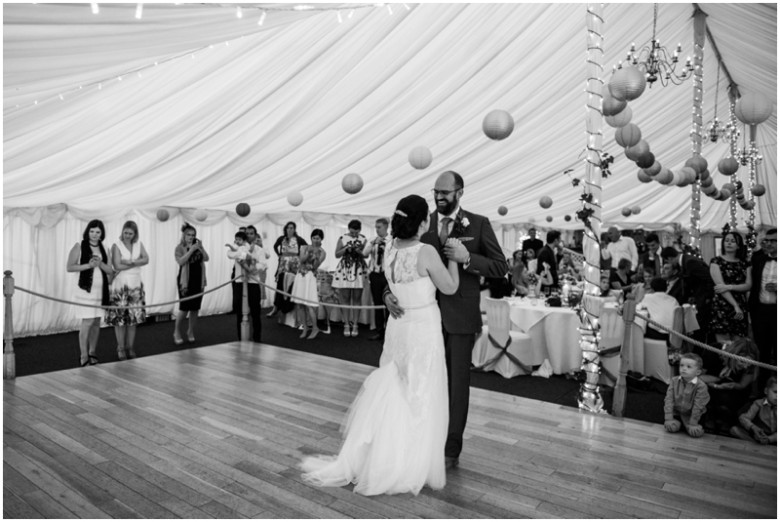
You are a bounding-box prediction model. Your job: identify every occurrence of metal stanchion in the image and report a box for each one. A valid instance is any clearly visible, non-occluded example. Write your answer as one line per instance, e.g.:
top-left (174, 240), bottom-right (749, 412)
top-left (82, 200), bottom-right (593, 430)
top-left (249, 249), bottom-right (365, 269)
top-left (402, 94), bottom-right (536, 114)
top-left (4, 271), bottom-right (16, 380)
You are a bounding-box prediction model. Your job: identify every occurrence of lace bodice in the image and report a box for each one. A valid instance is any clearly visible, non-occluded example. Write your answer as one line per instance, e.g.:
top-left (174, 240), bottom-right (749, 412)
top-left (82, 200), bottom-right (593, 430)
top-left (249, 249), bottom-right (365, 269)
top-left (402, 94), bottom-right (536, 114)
top-left (384, 241), bottom-right (424, 285)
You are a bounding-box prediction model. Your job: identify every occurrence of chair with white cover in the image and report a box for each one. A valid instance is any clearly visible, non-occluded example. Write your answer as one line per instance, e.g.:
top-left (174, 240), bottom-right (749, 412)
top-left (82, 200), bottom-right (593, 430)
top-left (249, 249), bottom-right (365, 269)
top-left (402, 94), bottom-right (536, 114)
top-left (642, 305), bottom-right (683, 385)
top-left (475, 297), bottom-right (534, 378)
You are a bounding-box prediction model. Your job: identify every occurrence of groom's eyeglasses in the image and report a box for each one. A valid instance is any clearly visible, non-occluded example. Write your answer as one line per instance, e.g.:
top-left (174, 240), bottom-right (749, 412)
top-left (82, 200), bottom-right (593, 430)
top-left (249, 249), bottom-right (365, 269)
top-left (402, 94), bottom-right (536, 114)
top-left (431, 188), bottom-right (459, 197)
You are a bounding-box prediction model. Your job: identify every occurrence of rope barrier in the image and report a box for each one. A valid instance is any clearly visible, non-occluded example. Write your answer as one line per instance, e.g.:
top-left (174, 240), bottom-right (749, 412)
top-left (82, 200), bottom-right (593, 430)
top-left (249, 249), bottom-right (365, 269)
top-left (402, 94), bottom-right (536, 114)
top-left (633, 309), bottom-right (777, 373)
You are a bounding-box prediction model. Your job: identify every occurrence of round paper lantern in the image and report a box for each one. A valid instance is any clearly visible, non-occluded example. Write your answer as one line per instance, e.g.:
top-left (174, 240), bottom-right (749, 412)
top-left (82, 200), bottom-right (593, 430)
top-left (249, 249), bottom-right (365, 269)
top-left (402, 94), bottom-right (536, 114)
top-left (408, 146), bottom-right (433, 170)
top-left (605, 105), bottom-right (633, 128)
top-left (700, 175), bottom-right (714, 188)
top-left (194, 209), bottom-right (208, 222)
top-left (721, 182), bottom-right (736, 193)
top-left (156, 208), bottom-right (170, 222)
top-left (602, 95), bottom-right (627, 117)
top-left (631, 205), bottom-right (642, 215)
top-left (679, 167), bottom-right (698, 184)
top-left (608, 66), bottom-right (647, 101)
top-left (751, 184), bottom-right (766, 197)
top-left (702, 183), bottom-right (717, 196)
top-left (635, 151), bottom-right (655, 169)
top-left (735, 92), bottom-right (773, 125)
top-left (625, 140), bottom-right (649, 161)
top-left (637, 169), bottom-right (653, 183)
top-left (236, 202), bottom-right (251, 217)
top-left (656, 168), bottom-right (674, 185)
top-left (614, 123), bottom-right (642, 148)
top-left (720, 188), bottom-right (733, 199)
top-left (545, 215), bottom-right (553, 222)
top-left (497, 205), bottom-right (508, 216)
top-left (621, 207), bottom-right (632, 217)
top-left (699, 168), bottom-right (711, 181)
top-left (734, 180), bottom-right (743, 190)
top-left (539, 196), bottom-right (553, 209)
top-left (564, 214), bottom-right (572, 222)
top-left (718, 157), bottom-right (739, 176)
top-left (642, 161), bottom-right (662, 178)
top-left (744, 200), bottom-right (756, 210)
top-left (482, 110), bottom-right (514, 140)
top-left (342, 173), bottom-right (364, 194)
top-left (684, 155), bottom-right (708, 174)
top-left (287, 191), bottom-right (303, 207)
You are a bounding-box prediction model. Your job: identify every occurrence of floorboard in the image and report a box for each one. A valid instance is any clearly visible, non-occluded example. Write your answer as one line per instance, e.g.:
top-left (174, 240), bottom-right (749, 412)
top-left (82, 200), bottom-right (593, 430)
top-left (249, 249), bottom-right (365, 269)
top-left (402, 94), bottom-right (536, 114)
top-left (4, 341), bottom-right (776, 519)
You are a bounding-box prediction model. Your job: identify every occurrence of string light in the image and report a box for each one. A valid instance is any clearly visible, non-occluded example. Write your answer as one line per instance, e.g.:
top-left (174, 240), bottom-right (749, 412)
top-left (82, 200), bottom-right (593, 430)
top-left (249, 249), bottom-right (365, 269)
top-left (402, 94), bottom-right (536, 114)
top-left (386, 4), bottom-right (393, 15)
top-left (337, 11), bottom-right (342, 23)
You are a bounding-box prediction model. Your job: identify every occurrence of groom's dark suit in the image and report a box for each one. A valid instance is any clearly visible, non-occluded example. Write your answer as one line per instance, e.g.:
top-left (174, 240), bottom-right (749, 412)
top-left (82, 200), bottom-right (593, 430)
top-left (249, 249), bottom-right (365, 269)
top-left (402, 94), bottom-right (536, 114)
top-left (422, 209), bottom-right (507, 459)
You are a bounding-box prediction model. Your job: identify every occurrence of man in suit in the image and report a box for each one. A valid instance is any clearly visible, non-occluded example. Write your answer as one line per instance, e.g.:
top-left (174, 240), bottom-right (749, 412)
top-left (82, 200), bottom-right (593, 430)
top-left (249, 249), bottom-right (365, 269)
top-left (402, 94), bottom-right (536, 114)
top-left (639, 232), bottom-right (662, 278)
top-left (536, 230), bottom-right (561, 292)
top-left (661, 260), bottom-right (685, 306)
top-left (362, 218), bottom-right (390, 341)
top-left (521, 228), bottom-right (544, 257)
top-left (749, 228), bottom-right (777, 387)
top-left (384, 171), bottom-right (507, 470)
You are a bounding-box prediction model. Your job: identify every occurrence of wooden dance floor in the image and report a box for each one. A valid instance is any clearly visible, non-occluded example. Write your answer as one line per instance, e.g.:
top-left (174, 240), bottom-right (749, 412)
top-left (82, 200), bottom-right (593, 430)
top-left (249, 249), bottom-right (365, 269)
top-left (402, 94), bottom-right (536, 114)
top-left (4, 342), bottom-right (776, 519)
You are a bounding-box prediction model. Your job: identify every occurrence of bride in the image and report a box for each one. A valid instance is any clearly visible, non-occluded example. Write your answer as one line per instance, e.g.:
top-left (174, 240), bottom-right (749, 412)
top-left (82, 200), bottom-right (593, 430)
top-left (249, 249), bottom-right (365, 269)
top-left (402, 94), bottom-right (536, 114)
top-left (300, 194), bottom-right (459, 496)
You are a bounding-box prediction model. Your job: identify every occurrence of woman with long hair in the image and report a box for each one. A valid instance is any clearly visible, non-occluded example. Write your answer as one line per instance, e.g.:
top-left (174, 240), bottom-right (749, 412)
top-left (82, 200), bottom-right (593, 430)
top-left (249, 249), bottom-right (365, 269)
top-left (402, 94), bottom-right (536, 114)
top-left (332, 219), bottom-right (368, 337)
top-left (269, 221), bottom-right (307, 319)
top-left (66, 219), bottom-right (113, 366)
top-left (106, 220), bottom-right (149, 360)
top-left (291, 229), bottom-right (327, 339)
top-left (709, 230), bottom-right (752, 343)
top-left (174, 223), bottom-right (209, 344)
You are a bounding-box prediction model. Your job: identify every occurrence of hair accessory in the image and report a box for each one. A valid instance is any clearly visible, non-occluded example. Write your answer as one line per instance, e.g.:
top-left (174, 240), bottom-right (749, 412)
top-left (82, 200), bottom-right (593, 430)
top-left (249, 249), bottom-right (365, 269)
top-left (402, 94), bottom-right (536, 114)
top-left (394, 209), bottom-right (407, 217)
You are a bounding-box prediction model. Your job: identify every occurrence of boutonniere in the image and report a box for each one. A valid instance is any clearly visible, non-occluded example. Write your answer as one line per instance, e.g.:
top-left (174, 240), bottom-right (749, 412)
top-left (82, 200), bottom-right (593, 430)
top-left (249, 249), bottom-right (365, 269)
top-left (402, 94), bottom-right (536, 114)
top-left (451, 211), bottom-right (470, 237)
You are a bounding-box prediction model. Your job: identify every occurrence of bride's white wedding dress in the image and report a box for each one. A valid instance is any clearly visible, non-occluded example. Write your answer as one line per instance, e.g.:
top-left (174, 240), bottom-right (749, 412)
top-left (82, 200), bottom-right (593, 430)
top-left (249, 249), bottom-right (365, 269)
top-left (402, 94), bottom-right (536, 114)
top-left (301, 242), bottom-right (448, 496)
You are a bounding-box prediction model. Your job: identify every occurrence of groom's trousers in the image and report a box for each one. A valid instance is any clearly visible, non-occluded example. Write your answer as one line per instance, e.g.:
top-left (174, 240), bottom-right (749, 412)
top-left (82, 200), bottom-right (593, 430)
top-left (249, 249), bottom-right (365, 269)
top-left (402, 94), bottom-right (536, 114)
top-left (443, 331), bottom-right (476, 459)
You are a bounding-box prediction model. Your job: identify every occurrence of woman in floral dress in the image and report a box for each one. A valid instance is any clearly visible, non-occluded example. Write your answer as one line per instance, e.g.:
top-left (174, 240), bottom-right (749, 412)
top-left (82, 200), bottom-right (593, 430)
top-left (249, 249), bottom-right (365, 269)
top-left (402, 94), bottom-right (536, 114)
top-left (709, 231), bottom-right (752, 343)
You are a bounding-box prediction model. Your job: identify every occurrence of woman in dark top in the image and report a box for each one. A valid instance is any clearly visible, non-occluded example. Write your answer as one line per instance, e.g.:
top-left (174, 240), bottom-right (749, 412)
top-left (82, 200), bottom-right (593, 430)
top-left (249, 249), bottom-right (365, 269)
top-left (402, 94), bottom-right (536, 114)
top-left (174, 223), bottom-right (209, 344)
top-left (268, 221), bottom-right (307, 318)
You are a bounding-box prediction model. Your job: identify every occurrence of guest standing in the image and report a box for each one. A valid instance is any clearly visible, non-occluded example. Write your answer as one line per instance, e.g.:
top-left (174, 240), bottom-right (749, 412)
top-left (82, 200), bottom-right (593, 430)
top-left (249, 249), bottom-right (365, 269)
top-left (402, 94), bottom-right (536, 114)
top-left (521, 228), bottom-right (543, 257)
top-left (106, 220), bottom-right (149, 360)
top-left (245, 226), bottom-right (270, 302)
top-left (639, 232), bottom-right (662, 276)
top-left (363, 218), bottom-right (390, 341)
top-left (291, 229), bottom-right (327, 340)
top-left (749, 228), bottom-right (777, 388)
top-left (174, 223), bottom-right (209, 344)
top-left (269, 222), bottom-right (307, 319)
top-left (536, 230), bottom-right (561, 293)
top-left (605, 226), bottom-right (638, 271)
top-left (66, 219), bottom-right (113, 366)
top-left (709, 231), bottom-right (752, 343)
top-left (333, 219), bottom-right (368, 337)
top-left (228, 230), bottom-right (264, 342)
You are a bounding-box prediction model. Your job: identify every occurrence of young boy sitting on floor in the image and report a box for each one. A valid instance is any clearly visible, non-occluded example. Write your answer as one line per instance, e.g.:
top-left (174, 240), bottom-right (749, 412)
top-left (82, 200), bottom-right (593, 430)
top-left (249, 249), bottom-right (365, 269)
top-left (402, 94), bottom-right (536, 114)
top-left (730, 376), bottom-right (777, 445)
top-left (664, 353), bottom-right (710, 438)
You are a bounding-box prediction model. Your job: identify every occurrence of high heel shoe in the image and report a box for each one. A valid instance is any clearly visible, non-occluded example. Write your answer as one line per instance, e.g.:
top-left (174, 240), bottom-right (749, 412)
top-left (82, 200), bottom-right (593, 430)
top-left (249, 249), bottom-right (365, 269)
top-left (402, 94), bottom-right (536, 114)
top-left (187, 333), bottom-right (196, 343)
top-left (127, 348), bottom-right (136, 359)
top-left (117, 347), bottom-right (127, 361)
top-left (174, 334), bottom-right (184, 345)
top-left (88, 355), bottom-right (99, 365)
top-left (307, 329), bottom-right (320, 340)
top-left (299, 328), bottom-right (309, 339)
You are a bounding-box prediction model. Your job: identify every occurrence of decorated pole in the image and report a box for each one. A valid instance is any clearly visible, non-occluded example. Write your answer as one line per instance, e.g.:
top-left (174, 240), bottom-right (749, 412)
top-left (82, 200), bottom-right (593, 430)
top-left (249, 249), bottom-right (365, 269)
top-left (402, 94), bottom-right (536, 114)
top-left (688, 6), bottom-right (706, 254)
top-left (577, 3), bottom-right (605, 414)
top-left (4, 271), bottom-right (16, 380)
top-left (745, 124), bottom-right (759, 251)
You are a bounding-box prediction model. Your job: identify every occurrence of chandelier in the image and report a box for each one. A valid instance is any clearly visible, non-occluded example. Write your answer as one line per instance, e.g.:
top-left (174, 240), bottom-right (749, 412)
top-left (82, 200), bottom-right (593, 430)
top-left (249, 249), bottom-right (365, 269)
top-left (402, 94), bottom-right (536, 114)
top-left (623, 4), bottom-right (694, 87)
top-left (706, 66), bottom-right (741, 144)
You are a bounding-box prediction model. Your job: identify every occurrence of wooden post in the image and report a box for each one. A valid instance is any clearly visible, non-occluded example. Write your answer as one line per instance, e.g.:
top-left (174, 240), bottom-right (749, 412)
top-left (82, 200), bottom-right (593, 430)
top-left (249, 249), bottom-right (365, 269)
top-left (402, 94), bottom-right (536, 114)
top-left (612, 296), bottom-right (636, 417)
top-left (4, 271), bottom-right (16, 380)
top-left (240, 267), bottom-right (250, 341)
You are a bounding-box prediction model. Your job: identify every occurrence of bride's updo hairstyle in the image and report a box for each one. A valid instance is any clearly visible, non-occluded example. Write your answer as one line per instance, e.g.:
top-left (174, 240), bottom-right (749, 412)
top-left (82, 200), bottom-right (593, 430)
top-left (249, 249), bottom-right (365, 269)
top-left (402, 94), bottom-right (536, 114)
top-left (391, 195), bottom-right (429, 240)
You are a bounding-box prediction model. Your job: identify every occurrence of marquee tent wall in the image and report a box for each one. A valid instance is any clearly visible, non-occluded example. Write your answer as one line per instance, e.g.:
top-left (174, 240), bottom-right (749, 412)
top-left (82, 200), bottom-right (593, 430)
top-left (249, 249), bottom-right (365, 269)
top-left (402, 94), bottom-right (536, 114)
top-left (3, 3), bottom-right (777, 336)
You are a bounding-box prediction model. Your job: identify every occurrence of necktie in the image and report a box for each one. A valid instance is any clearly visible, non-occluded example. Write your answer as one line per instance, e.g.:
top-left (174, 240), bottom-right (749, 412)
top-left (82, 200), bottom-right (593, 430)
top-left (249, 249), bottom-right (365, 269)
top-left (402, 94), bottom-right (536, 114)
top-left (439, 217), bottom-right (452, 246)
top-left (376, 240), bottom-right (385, 273)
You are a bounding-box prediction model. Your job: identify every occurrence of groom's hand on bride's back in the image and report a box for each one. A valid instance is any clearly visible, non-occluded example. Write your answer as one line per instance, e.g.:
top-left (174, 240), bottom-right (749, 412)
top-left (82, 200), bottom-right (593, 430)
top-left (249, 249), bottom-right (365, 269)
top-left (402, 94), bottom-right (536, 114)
top-left (383, 291), bottom-right (405, 318)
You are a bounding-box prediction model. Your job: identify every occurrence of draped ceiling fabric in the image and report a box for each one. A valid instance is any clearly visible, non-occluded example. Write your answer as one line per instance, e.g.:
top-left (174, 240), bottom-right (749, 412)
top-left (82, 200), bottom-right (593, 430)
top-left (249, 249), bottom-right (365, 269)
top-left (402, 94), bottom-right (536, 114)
top-left (3, 3), bottom-right (777, 336)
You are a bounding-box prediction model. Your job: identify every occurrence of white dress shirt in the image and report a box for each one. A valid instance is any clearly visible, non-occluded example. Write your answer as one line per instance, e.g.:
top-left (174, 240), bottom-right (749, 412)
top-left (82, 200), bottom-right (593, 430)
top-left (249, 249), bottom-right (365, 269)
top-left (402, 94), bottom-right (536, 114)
top-left (606, 236), bottom-right (638, 271)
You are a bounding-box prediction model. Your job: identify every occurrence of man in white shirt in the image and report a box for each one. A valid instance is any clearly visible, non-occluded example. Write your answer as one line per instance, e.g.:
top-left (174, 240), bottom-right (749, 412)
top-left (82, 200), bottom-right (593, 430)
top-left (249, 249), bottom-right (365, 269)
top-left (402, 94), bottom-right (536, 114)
top-left (363, 217), bottom-right (390, 341)
top-left (605, 226), bottom-right (638, 271)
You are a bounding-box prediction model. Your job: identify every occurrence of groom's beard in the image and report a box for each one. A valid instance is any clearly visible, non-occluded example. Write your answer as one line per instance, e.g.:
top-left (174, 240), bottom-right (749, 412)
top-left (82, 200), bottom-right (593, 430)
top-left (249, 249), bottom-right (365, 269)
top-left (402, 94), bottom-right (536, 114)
top-left (435, 198), bottom-right (457, 216)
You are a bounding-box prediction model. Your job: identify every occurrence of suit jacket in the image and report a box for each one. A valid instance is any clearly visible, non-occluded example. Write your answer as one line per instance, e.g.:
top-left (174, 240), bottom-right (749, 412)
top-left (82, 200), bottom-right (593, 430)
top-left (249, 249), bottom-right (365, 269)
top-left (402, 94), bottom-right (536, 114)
top-left (421, 209), bottom-right (507, 334)
top-left (639, 249), bottom-right (662, 277)
top-left (680, 254), bottom-right (714, 321)
top-left (536, 244), bottom-right (559, 288)
top-left (749, 250), bottom-right (774, 308)
top-left (666, 278), bottom-right (685, 306)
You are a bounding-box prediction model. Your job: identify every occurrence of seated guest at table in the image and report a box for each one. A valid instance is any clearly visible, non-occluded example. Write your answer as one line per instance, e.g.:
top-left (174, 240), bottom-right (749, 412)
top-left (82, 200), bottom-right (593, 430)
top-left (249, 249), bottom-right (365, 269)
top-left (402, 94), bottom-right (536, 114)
top-left (609, 258), bottom-right (634, 295)
top-left (664, 352), bottom-right (709, 438)
top-left (599, 272), bottom-right (613, 297)
top-left (639, 266), bottom-right (656, 290)
top-left (510, 252), bottom-right (531, 297)
top-left (661, 261), bottom-right (685, 306)
top-left (702, 337), bottom-right (759, 435)
top-left (536, 262), bottom-right (554, 296)
top-left (523, 248), bottom-right (538, 274)
top-left (536, 230), bottom-right (561, 292)
top-left (639, 277), bottom-right (680, 342)
top-left (558, 251), bottom-right (581, 280)
top-left (730, 376), bottom-right (777, 445)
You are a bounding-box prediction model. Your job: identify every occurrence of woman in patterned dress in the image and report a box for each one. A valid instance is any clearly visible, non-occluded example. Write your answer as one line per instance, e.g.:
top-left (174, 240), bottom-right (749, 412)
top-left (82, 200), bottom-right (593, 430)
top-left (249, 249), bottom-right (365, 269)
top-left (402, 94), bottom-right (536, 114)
top-left (106, 220), bottom-right (149, 360)
top-left (332, 219), bottom-right (368, 337)
top-left (709, 231), bottom-right (752, 343)
top-left (291, 229), bottom-right (327, 339)
top-left (269, 221), bottom-right (307, 318)
top-left (174, 223), bottom-right (209, 344)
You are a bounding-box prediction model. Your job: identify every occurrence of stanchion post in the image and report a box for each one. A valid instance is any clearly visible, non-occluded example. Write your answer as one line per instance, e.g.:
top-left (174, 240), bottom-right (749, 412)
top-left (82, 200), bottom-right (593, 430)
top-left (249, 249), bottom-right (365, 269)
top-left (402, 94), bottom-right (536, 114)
top-left (240, 268), bottom-right (250, 341)
top-left (612, 296), bottom-right (636, 417)
top-left (4, 270), bottom-right (16, 380)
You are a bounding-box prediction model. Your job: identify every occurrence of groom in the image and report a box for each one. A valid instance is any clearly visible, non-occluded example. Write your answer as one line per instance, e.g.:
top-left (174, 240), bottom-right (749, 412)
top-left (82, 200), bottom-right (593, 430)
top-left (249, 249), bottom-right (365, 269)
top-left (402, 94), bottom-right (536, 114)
top-left (385, 171), bottom-right (507, 469)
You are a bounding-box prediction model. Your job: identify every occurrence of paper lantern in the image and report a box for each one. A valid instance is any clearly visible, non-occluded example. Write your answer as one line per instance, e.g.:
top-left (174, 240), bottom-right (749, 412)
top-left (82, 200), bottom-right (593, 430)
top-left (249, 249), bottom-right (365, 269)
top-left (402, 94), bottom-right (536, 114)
top-left (236, 202), bottom-right (251, 217)
top-left (408, 146), bottom-right (433, 170)
top-left (564, 214), bottom-right (572, 222)
top-left (721, 182), bottom-right (736, 193)
top-left (631, 205), bottom-right (642, 215)
top-left (684, 155), bottom-right (708, 174)
top-left (735, 92), bottom-right (773, 125)
top-left (621, 207), bottom-right (632, 217)
top-left (342, 173), bottom-right (364, 194)
top-left (482, 110), bottom-right (514, 140)
top-left (194, 209), bottom-right (208, 222)
top-left (539, 196), bottom-right (553, 209)
top-left (702, 184), bottom-right (719, 197)
top-left (637, 169), bottom-right (653, 183)
top-left (545, 215), bottom-right (553, 222)
top-left (717, 157), bottom-right (739, 176)
top-left (700, 175), bottom-right (714, 188)
top-left (602, 95), bottom-right (627, 117)
top-left (156, 208), bottom-right (170, 222)
top-left (287, 191), bottom-right (303, 207)
top-left (699, 168), bottom-right (711, 181)
top-left (679, 167), bottom-right (698, 184)
top-left (734, 180), bottom-right (743, 190)
top-left (605, 105), bottom-right (633, 128)
top-left (744, 200), bottom-right (756, 210)
top-left (656, 168), bottom-right (673, 185)
top-left (497, 205), bottom-right (508, 216)
top-left (614, 123), bottom-right (642, 148)
top-left (720, 188), bottom-right (733, 199)
top-left (625, 140), bottom-right (649, 161)
top-left (641, 161), bottom-right (662, 178)
top-left (635, 151), bottom-right (655, 169)
top-left (751, 184), bottom-right (766, 196)
top-left (608, 66), bottom-right (647, 101)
